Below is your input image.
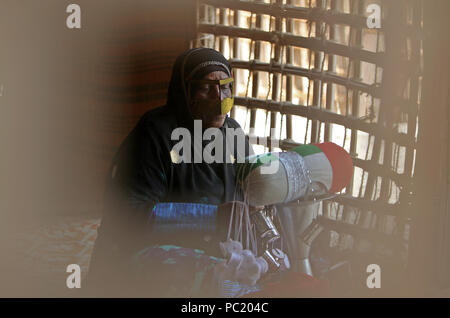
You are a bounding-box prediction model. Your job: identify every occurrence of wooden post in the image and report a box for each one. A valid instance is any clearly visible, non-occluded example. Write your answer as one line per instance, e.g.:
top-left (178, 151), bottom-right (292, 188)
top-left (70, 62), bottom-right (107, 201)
top-left (230, 9), bottom-right (241, 119)
top-left (285, 0), bottom-right (294, 140)
top-left (310, 0), bottom-right (325, 143)
top-left (269, 0), bottom-right (284, 151)
top-left (324, 0), bottom-right (339, 142)
top-left (347, 0), bottom-right (363, 196)
top-left (219, 8), bottom-right (228, 54)
top-left (250, 1), bottom-right (263, 136)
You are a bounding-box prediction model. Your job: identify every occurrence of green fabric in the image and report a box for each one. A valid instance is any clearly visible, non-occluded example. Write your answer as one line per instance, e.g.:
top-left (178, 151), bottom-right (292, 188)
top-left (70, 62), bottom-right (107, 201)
top-left (237, 144), bottom-right (323, 181)
top-left (290, 144), bottom-right (322, 157)
top-left (236, 152), bottom-right (280, 181)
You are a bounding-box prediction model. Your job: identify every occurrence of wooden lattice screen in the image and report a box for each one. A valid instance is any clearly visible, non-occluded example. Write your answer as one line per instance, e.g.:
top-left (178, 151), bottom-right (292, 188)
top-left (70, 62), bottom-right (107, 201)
top-left (193, 0), bottom-right (423, 289)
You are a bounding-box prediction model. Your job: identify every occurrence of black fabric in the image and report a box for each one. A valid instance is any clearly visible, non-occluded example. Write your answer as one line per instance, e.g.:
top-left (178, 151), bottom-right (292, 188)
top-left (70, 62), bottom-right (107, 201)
top-left (87, 48), bottom-right (252, 296)
top-left (191, 64), bottom-right (229, 81)
top-left (183, 47), bottom-right (231, 80)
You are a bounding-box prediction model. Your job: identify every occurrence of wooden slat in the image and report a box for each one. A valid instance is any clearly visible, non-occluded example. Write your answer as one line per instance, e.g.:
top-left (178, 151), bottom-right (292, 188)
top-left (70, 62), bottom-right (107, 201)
top-left (198, 23), bottom-right (384, 65)
top-left (235, 97), bottom-right (416, 148)
top-left (230, 59), bottom-right (381, 97)
top-left (201, 0), bottom-right (415, 35)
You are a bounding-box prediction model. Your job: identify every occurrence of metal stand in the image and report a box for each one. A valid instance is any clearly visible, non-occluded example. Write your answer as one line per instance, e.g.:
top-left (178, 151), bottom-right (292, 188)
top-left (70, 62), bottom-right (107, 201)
top-left (276, 202), bottom-right (320, 276)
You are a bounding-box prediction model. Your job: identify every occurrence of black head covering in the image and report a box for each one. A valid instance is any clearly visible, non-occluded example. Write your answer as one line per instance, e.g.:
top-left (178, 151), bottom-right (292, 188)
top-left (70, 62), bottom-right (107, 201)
top-left (183, 48), bottom-right (232, 81)
top-left (166, 48), bottom-right (232, 127)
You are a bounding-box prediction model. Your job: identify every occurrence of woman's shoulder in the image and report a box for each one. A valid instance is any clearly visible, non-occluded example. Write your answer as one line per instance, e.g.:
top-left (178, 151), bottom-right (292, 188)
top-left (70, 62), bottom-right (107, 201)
top-left (139, 105), bottom-right (177, 131)
top-left (112, 106), bottom-right (175, 165)
top-left (115, 106), bottom-right (176, 155)
top-left (224, 116), bottom-right (243, 129)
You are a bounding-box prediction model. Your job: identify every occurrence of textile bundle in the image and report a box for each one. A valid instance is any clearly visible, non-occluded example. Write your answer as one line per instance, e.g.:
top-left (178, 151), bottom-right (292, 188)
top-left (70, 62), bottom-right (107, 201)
top-left (237, 142), bottom-right (354, 206)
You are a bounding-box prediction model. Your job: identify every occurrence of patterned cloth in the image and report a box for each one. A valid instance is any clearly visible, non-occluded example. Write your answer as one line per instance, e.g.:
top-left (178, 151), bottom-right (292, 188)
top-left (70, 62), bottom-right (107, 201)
top-left (150, 202), bottom-right (218, 234)
top-left (132, 245), bottom-right (261, 298)
top-left (132, 203), bottom-right (261, 297)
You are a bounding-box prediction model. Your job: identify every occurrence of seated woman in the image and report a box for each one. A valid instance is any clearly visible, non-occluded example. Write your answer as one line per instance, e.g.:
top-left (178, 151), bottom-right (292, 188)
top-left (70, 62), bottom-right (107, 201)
top-left (87, 47), bottom-right (353, 298)
top-left (87, 48), bottom-right (254, 297)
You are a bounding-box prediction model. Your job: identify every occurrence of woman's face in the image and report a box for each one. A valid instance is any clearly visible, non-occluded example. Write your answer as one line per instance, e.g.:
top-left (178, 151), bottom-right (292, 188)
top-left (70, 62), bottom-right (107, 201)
top-left (189, 70), bottom-right (232, 129)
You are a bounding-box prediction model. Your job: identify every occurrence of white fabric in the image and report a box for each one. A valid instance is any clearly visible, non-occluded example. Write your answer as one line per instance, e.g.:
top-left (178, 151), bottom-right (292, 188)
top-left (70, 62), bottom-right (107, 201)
top-left (214, 239), bottom-right (268, 286)
top-left (241, 150), bottom-right (333, 206)
top-left (302, 151), bottom-right (333, 191)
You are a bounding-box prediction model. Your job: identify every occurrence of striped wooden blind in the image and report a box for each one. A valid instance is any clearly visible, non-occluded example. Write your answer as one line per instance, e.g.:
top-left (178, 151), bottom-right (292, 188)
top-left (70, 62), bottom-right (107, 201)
top-left (193, 0), bottom-right (423, 275)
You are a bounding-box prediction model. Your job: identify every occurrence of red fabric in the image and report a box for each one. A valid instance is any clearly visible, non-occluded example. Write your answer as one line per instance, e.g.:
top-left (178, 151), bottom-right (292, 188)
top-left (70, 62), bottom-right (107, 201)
top-left (243, 272), bottom-right (332, 298)
top-left (314, 142), bottom-right (354, 193)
